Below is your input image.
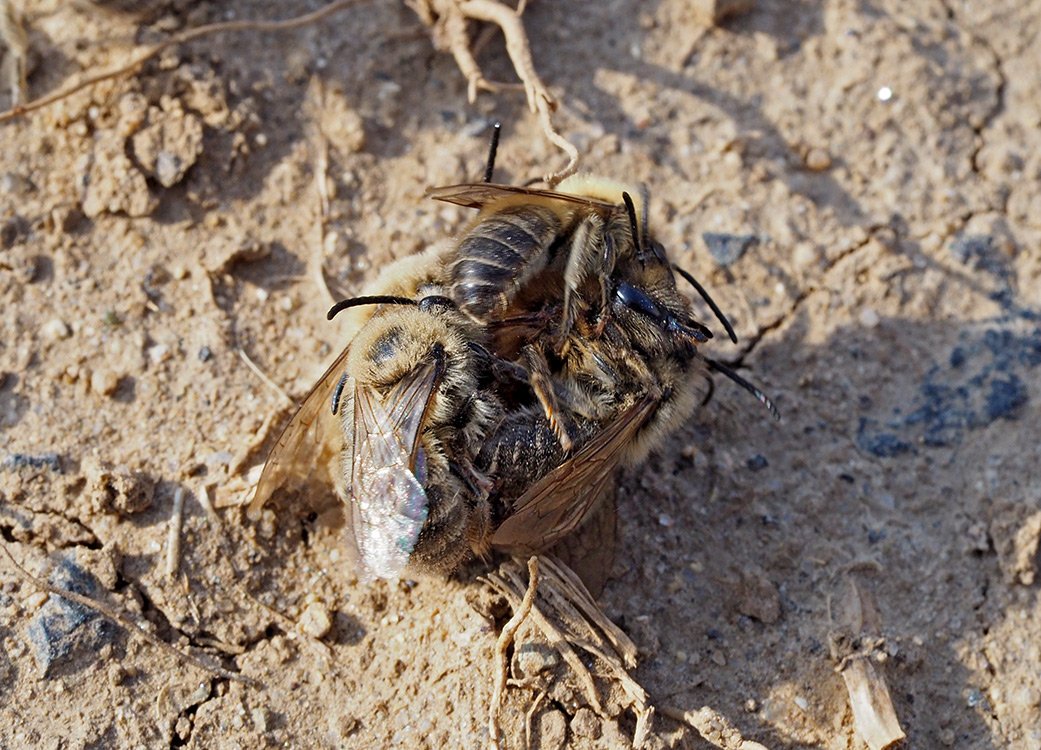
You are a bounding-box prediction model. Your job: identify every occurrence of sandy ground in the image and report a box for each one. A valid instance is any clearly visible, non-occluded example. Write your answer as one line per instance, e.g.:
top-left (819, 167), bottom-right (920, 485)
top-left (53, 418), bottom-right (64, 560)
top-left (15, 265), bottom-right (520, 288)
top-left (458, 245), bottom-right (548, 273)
top-left (1, 1), bottom-right (1040, 748)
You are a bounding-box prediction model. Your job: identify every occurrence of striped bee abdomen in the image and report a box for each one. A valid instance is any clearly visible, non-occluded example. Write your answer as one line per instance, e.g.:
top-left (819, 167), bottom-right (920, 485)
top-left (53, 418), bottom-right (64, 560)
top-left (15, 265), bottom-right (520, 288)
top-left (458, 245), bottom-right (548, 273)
top-left (450, 204), bottom-right (563, 319)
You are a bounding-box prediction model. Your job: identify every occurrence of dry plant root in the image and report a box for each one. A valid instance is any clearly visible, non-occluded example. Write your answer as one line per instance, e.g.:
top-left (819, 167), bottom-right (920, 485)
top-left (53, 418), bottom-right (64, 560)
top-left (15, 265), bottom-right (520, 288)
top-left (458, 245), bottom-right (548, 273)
top-left (482, 555), bottom-right (652, 749)
top-left (488, 556), bottom-right (539, 749)
top-left (408, 0), bottom-right (578, 185)
top-left (828, 577), bottom-right (906, 750)
top-left (0, 0), bottom-right (370, 124)
top-left (0, 542), bottom-right (259, 687)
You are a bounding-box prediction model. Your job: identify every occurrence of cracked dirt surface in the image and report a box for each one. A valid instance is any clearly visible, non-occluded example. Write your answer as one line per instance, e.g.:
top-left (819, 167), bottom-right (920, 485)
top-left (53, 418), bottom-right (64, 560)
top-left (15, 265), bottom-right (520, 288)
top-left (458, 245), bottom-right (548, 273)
top-left (2, 1), bottom-right (1040, 748)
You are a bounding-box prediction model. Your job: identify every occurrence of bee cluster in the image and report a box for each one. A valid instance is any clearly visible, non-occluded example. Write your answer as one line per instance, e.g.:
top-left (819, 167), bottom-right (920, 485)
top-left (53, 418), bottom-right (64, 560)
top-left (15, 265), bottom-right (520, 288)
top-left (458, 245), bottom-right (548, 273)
top-left (250, 132), bottom-right (776, 583)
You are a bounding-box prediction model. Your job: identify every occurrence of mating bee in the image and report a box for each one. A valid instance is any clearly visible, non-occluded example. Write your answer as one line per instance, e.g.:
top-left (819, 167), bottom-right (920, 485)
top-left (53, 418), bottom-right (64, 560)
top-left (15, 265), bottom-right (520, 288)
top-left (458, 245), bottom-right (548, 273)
top-left (248, 244), bottom-right (510, 579)
top-left (429, 164), bottom-right (777, 558)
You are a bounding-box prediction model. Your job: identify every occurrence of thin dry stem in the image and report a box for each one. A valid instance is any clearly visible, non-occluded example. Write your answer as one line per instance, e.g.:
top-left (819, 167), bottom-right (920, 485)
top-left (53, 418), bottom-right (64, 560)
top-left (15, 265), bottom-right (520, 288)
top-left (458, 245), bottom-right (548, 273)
top-left (0, 0), bottom-right (370, 124)
top-left (0, 542), bottom-right (258, 686)
top-left (489, 556), bottom-right (540, 750)
top-left (165, 486), bottom-right (184, 580)
top-left (522, 688), bottom-right (546, 750)
top-left (306, 76), bottom-right (338, 311)
top-left (237, 347), bottom-right (293, 407)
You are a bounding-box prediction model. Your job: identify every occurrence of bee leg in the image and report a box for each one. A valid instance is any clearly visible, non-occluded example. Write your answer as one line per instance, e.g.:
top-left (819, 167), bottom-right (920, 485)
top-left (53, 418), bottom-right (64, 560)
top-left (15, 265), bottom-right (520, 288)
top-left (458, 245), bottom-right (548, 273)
top-left (557, 214), bottom-right (609, 352)
top-left (522, 344), bottom-right (575, 453)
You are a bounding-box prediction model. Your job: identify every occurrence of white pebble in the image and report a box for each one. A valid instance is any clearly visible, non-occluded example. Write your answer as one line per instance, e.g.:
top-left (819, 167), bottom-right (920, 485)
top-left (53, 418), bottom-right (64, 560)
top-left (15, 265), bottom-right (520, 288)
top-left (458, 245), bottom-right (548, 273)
top-left (877, 86), bottom-right (893, 102)
top-left (859, 308), bottom-right (880, 328)
top-left (41, 319), bottom-right (71, 342)
top-left (147, 344), bottom-right (170, 364)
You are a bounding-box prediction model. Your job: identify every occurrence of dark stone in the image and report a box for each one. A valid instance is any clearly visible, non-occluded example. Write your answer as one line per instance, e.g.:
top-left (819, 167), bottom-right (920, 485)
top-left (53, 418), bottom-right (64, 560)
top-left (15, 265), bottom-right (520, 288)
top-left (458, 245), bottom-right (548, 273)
top-left (28, 558), bottom-right (117, 676)
top-left (2, 453), bottom-right (62, 472)
top-left (702, 233), bottom-right (758, 267)
top-left (856, 419), bottom-right (913, 458)
top-left (986, 375), bottom-right (1028, 422)
top-left (746, 454), bottom-right (768, 471)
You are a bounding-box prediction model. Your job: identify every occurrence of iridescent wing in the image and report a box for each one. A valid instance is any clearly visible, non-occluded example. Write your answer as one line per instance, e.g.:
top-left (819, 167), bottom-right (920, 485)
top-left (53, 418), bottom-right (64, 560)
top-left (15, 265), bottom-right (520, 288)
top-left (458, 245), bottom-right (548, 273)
top-left (345, 357), bottom-right (442, 580)
top-left (491, 394), bottom-right (658, 554)
top-left (248, 345), bottom-right (354, 516)
top-left (428, 182), bottom-right (618, 212)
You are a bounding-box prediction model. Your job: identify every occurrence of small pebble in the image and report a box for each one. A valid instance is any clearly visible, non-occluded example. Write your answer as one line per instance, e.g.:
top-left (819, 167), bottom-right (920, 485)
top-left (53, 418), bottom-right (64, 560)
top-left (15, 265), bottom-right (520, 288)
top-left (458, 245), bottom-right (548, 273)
top-left (41, 319), bottom-right (71, 342)
top-left (147, 344), bottom-right (171, 364)
top-left (804, 147), bottom-right (832, 171)
top-left (877, 86), bottom-right (893, 102)
top-left (298, 602), bottom-right (332, 639)
top-left (514, 643), bottom-right (559, 677)
top-left (251, 707), bottom-right (269, 733)
top-left (794, 695), bottom-right (809, 711)
top-left (90, 369), bottom-right (120, 397)
top-left (570, 707), bottom-right (601, 739)
top-left (792, 242), bottom-right (820, 270)
top-left (859, 308), bottom-right (880, 328)
top-left (23, 591), bottom-right (50, 612)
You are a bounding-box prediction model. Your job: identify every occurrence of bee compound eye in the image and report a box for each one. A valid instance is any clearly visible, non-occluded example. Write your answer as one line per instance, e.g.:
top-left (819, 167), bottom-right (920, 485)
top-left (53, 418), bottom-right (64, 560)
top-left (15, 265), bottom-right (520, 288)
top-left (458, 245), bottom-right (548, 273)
top-left (614, 281), bottom-right (666, 322)
top-left (417, 295), bottom-right (455, 312)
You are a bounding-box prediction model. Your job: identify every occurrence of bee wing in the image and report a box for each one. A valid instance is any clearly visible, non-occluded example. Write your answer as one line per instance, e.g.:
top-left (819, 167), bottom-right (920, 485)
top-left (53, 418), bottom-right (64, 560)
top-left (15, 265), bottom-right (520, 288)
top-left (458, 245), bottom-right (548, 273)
top-left (249, 345), bottom-right (354, 516)
top-left (346, 358), bottom-right (440, 580)
top-left (428, 182), bottom-right (618, 212)
top-left (546, 491), bottom-right (618, 597)
top-left (491, 394), bottom-right (657, 553)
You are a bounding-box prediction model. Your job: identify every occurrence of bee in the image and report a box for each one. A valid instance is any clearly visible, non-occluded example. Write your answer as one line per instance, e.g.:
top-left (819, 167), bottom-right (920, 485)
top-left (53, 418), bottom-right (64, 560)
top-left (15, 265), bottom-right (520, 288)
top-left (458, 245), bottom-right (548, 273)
top-left (430, 170), bottom-right (778, 558)
top-left (248, 244), bottom-right (511, 579)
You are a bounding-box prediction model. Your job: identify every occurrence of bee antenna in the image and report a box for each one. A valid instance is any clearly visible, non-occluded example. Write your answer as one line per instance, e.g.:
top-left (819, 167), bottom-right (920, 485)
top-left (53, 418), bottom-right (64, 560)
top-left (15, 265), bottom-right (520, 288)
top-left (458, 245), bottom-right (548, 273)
top-left (621, 192), bottom-right (642, 256)
top-left (483, 122), bottom-right (502, 183)
top-left (706, 358), bottom-right (780, 420)
top-left (673, 265), bottom-right (738, 344)
top-left (327, 295), bottom-right (417, 320)
top-left (639, 184), bottom-right (650, 252)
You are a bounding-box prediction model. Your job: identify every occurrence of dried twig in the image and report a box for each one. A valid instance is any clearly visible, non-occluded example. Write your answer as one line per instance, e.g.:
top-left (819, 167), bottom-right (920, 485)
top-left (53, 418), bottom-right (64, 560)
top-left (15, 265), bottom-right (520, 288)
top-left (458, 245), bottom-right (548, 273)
top-left (237, 347), bottom-right (293, 408)
top-left (0, 0), bottom-right (370, 124)
top-left (304, 77), bottom-right (339, 310)
top-left (165, 486), bottom-right (185, 580)
top-left (0, 542), bottom-right (258, 686)
top-left (489, 556), bottom-right (539, 750)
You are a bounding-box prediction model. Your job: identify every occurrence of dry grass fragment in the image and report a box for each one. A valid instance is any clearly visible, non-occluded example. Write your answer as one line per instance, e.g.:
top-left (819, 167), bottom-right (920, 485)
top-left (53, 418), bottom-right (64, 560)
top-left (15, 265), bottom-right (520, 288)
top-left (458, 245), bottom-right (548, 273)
top-left (165, 486), bottom-right (185, 580)
top-left (482, 555), bottom-right (652, 748)
top-left (829, 578), bottom-right (906, 750)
